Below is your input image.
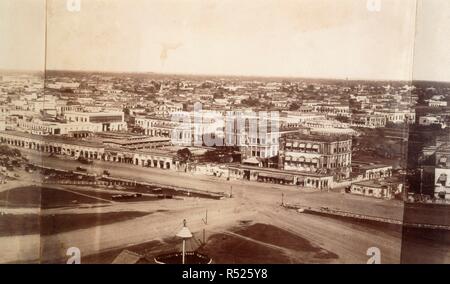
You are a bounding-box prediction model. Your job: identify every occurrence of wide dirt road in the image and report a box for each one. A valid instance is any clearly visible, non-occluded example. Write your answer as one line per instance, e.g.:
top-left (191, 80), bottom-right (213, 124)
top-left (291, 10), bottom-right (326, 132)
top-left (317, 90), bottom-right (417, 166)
top-left (2, 148), bottom-right (417, 263)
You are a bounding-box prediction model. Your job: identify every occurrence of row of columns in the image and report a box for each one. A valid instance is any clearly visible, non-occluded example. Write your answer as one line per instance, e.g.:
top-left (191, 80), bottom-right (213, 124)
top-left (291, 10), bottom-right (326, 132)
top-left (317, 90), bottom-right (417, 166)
top-left (44, 178), bottom-right (138, 187)
top-left (0, 135), bottom-right (175, 171)
top-left (101, 153), bottom-right (174, 170)
top-left (257, 176), bottom-right (294, 185)
top-left (135, 157), bottom-right (172, 169)
top-left (0, 136), bottom-right (102, 159)
top-left (145, 128), bottom-right (171, 137)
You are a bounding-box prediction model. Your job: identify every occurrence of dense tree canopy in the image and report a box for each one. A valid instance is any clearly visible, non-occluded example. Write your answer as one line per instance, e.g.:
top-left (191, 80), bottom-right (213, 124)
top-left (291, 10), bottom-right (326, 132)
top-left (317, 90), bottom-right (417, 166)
top-left (0, 145), bottom-right (21, 157)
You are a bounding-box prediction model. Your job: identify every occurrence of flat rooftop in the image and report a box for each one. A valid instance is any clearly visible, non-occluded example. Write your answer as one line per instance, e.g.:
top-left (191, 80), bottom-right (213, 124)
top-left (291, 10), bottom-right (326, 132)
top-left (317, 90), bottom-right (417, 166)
top-left (229, 164), bottom-right (333, 178)
top-left (353, 177), bottom-right (403, 188)
top-left (352, 162), bottom-right (391, 170)
top-left (0, 130), bottom-right (103, 148)
top-left (284, 132), bottom-right (351, 142)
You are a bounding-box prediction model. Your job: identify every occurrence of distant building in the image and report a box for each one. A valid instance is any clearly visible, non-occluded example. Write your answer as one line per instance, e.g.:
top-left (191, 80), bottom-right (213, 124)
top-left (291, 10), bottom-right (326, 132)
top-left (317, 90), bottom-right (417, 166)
top-left (434, 144), bottom-right (450, 201)
top-left (15, 115), bottom-right (127, 136)
top-left (0, 130), bottom-right (178, 171)
top-left (435, 168), bottom-right (450, 200)
top-left (351, 114), bottom-right (386, 128)
top-left (46, 82), bottom-right (80, 90)
top-left (428, 100), bottom-right (447, 107)
top-left (419, 115), bottom-right (446, 128)
top-left (135, 116), bottom-right (179, 137)
top-left (350, 179), bottom-right (402, 199)
top-left (351, 163), bottom-right (392, 181)
top-left (0, 105), bottom-right (6, 131)
top-left (304, 119), bottom-right (358, 136)
top-left (418, 139), bottom-right (450, 201)
top-left (56, 104), bottom-right (84, 116)
top-left (228, 164), bottom-right (334, 189)
top-left (154, 102), bottom-right (183, 117)
top-left (374, 109), bottom-right (416, 124)
top-left (64, 111), bottom-right (127, 131)
top-left (96, 132), bottom-right (171, 150)
top-left (280, 112), bottom-right (326, 128)
top-left (313, 104), bottom-right (351, 118)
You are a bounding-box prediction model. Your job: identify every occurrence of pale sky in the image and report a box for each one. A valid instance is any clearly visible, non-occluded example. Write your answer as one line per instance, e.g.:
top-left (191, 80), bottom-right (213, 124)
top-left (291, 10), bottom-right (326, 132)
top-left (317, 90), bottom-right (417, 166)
top-left (0, 0), bottom-right (46, 71)
top-left (1, 0), bottom-right (450, 81)
top-left (413, 0), bottom-right (450, 82)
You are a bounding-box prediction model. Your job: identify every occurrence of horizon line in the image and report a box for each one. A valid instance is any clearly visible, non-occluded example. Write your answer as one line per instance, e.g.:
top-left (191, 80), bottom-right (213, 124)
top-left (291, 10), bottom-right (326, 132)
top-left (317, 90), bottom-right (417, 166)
top-left (1, 68), bottom-right (450, 84)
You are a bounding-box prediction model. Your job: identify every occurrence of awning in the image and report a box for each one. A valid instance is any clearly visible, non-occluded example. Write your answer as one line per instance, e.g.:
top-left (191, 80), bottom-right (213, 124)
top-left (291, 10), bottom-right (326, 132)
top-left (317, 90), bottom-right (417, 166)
top-left (298, 157), bottom-right (305, 162)
top-left (306, 143), bottom-right (312, 148)
top-left (438, 174), bottom-right (447, 183)
top-left (285, 156), bottom-right (291, 161)
top-left (299, 143), bottom-right (305, 148)
top-left (286, 142), bottom-right (292, 147)
top-left (296, 176), bottom-right (305, 182)
top-left (258, 172), bottom-right (294, 181)
top-left (243, 157), bottom-right (261, 164)
top-left (305, 158), bottom-right (311, 163)
top-left (312, 144), bottom-right (320, 150)
top-left (440, 157), bottom-right (448, 163)
top-left (293, 142), bottom-right (299, 148)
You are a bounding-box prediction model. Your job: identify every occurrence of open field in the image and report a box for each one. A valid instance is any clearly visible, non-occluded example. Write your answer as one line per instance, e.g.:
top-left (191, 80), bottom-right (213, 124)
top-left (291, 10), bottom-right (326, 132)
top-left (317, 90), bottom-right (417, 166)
top-left (0, 185), bottom-right (198, 210)
top-left (1, 149), bottom-right (450, 264)
top-left (200, 222), bottom-right (339, 264)
top-left (72, 222), bottom-right (340, 264)
top-left (0, 186), bottom-right (41, 208)
top-left (0, 211), bottom-right (151, 237)
top-left (41, 211), bottom-right (151, 236)
top-left (403, 202), bottom-right (450, 226)
top-left (0, 214), bottom-right (40, 237)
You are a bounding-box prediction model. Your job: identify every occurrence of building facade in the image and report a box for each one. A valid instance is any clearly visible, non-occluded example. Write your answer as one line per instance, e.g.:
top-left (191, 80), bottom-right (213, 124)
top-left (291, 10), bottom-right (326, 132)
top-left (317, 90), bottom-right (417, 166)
top-left (278, 133), bottom-right (352, 180)
top-left (350, 179), bottom-right (402, 200)
top-left (64, 111), bottom-right (127, 131)
top-left (0, 131), bottom-right (178, 171)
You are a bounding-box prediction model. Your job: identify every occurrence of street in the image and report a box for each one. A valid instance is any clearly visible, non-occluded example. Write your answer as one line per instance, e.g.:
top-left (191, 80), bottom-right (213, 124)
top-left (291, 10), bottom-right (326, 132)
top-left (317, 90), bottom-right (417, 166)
top-left (1, 148), bottom-right (448, 263)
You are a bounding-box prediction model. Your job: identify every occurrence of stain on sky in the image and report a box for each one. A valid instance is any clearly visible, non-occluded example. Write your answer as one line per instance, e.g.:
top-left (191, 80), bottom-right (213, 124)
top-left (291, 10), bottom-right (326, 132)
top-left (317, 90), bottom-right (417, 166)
top-left (160, 43), bottom-right (182, 66)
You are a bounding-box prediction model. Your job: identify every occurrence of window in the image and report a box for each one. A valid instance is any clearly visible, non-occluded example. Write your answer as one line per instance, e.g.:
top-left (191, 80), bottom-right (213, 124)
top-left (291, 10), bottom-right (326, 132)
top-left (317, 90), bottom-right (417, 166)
top-left (438, 173), bottom-right (447, 186)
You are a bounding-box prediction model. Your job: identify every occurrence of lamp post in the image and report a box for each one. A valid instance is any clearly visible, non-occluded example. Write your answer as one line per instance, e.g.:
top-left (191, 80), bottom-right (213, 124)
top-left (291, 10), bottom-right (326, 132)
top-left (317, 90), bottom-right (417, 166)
top-left (176, 219), bottom-right (193, 264)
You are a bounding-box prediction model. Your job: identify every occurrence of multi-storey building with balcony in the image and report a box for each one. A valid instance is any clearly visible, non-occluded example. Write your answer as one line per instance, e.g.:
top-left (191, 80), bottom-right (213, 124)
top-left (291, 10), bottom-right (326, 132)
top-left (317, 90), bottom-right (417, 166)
top-left (278, 133), bottom-right (352, 180)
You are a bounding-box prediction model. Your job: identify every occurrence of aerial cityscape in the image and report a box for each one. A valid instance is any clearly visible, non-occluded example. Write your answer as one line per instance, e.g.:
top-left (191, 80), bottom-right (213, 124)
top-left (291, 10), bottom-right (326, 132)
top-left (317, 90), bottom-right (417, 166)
top-left (1, 0), bottom-right (449, 264)
top-left (1, 70), bottom-right (449, 263)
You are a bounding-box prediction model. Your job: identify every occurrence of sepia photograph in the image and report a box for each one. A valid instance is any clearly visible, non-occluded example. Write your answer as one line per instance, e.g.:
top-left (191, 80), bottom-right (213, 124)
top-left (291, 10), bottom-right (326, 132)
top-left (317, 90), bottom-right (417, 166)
top-left (0, 0), bottom-right (450, 267)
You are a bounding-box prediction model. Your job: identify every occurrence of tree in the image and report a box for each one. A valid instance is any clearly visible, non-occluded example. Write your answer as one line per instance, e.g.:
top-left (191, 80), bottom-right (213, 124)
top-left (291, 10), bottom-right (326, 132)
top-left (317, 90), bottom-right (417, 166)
top-left (0, 145), bottom-right (21, 157)
top-left (213, 92), bottom-right (225, 99)
top-left (203, 146), bottom-right (238, 163)
top-left (176, 148), bottom-right (192, 163)
top-left (307, 84), bottom-right (315, 91)
top-left (289, 102), bottom-right (300, 111)
top-left (12, 149), bottom-right (21, 157)
top-left (335, 116), bottom-right (349, 123)
top-left (241, 97), bottom-right (260, 107)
